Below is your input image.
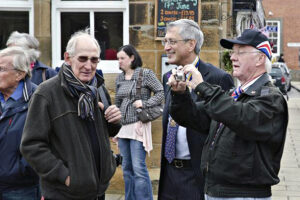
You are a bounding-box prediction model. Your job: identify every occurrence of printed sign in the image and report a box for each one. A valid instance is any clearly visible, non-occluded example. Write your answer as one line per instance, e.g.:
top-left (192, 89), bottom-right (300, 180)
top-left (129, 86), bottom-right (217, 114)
top-left (155, 0), bottom-right (200, 40)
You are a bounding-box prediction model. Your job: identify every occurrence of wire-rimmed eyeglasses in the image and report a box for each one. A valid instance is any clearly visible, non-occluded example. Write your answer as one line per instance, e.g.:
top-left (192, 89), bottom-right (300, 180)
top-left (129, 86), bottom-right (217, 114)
top-left (228, 49), bottom-right (261, 56)
top-left (161, 39), bottom-right (190, 46)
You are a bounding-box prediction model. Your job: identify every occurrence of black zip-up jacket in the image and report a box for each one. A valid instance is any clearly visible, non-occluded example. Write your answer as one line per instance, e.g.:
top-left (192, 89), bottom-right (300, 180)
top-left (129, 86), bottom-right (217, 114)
top-left (20, 69), bottom-right (121, 200)
top-left (170, 73), bottom-right (288, 198)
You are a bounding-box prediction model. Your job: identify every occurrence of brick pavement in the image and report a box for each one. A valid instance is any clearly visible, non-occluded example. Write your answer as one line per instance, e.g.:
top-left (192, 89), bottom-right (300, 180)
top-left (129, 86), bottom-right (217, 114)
top-left (272, 96), bottom-right (300, 200)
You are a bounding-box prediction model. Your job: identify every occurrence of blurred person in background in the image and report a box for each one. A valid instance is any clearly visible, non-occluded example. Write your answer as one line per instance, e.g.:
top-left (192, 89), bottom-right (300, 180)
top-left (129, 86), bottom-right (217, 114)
top-left (6, 31), bottom-right (57, 85)
top-left (114, 44), bottom-right (164, 200)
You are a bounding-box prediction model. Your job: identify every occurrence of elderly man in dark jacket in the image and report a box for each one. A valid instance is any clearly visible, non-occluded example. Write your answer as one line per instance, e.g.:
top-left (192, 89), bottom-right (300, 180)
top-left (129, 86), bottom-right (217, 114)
top-left (20, 30), bottom-right (121, 200)
top-left (168, 29), bottom-right (288, 200)
top-left (0, 46), bottom-right (40, 200)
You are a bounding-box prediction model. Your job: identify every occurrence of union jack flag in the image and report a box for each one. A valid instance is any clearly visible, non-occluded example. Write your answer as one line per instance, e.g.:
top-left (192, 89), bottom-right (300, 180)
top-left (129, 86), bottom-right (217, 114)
top-left (256, 41), bottom-right (272, 60)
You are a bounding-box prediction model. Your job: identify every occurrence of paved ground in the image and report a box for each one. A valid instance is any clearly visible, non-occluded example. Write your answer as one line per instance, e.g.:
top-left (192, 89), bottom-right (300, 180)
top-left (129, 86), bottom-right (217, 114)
top-left (106, 82), bottom-right (300, 200)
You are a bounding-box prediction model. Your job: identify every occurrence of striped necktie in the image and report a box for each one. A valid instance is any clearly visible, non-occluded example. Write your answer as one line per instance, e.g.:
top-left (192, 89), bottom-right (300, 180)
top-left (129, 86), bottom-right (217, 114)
top-left (231, 86), bottom-right (244, 101)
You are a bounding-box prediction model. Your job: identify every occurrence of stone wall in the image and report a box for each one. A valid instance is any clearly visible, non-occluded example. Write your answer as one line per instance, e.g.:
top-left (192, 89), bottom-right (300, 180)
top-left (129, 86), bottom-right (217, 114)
top-left (34, 0), bottom-right (52, 67)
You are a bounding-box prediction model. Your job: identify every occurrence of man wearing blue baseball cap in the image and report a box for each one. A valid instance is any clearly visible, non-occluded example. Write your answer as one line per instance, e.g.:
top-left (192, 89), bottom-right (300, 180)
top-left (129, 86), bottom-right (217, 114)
top-left (167, 29), bottom-right (288, 200)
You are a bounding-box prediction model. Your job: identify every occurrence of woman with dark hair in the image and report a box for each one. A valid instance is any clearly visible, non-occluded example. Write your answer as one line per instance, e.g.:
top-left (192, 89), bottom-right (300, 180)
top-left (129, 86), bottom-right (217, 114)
top-left (114, 44), bottom-right (164, 200)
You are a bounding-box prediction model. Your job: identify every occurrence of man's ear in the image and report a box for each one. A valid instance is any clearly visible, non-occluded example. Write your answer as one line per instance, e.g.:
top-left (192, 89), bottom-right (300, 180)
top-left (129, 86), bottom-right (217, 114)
top-left (16, 71), bottom-right (26, 81)
top-left (188, 40), bottom-right (197, 53)
top-left (64, 52), bottom-right (72, 65)
top-left (256, 53), bottom-right (266, 66)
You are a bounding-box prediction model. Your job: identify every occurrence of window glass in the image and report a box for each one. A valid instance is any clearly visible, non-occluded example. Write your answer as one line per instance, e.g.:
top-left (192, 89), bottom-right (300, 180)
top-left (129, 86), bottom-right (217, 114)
top-left (61, 12), bottom-right (89, 59)
top-left (0, 11), bottom-right (29, 49)
top-left (94, 12), bottom-right (123, 60)
top-left (266, 20), bottom-right (280, 55)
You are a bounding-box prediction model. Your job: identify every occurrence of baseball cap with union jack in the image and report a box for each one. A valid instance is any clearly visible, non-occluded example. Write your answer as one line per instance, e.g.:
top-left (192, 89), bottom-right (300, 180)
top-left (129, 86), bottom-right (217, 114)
top-left (220, 29), bottom-right (272, 60)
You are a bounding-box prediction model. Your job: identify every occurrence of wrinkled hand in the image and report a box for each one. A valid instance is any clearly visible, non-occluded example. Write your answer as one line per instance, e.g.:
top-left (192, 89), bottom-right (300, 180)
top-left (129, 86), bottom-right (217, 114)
top-left (65, 176), bottom-right (70, 187)
top-left (167, 67), bottom-right (187, 93)
top-left (98, 103), bottom-right (121, 124)
top-left (133, 100), bottom-right (143, 108)
top-left (183, 64), bottom-right (203, 89)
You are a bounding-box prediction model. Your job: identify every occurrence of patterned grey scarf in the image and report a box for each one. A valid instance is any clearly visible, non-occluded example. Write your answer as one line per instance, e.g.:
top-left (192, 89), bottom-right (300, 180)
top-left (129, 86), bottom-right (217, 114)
top-left (62, 63), bottom-right (98, 120)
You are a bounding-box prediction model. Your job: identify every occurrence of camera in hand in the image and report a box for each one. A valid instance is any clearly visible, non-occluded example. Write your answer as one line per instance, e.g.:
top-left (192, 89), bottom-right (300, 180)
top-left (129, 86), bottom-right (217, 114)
top-left (175, 69), bottom-right (186, 81)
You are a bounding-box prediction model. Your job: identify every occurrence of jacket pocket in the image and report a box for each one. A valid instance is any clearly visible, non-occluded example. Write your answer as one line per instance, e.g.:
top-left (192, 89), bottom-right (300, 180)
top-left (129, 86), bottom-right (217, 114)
top-left (212, 136), bottom-right (255, 183)
top-left (65, 162), bottom-right (98, 196)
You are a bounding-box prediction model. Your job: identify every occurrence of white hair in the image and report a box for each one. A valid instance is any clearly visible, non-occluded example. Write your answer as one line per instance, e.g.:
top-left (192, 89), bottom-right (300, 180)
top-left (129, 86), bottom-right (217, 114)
top-left (66, 28), bottom-right (101, 56)
top-left (264, 56), bottom-right (272, 73)
top-left (6, 31), bottom-right (41, 62)
top-left (0, 46), bottom-right (32, 77)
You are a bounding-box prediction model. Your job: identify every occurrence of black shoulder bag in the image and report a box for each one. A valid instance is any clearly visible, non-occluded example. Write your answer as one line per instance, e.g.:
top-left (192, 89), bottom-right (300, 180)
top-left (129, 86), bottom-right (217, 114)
top-left (136, 68), bottom-right (163, 123)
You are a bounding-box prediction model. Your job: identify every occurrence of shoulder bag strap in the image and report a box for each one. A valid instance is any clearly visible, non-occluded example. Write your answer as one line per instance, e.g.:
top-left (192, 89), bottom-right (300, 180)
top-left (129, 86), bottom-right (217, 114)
top-left (136, 68), bottom-right (143, 100)
top-left (98, 86), bottom-right (109, 111)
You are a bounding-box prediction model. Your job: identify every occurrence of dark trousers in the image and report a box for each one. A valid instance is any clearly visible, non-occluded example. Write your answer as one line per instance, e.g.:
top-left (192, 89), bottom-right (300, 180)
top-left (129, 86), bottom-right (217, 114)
top-left (0, 185), bottom-right (40, 200)
top-left (159, 162), bottom-right (204, 200)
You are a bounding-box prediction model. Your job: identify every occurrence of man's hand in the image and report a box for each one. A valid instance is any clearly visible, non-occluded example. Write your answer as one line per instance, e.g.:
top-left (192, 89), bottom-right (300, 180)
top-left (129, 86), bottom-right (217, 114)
top-left (133, 100), bottom-right (143, 108)
top-left (65, 176), bottom-right (70, 187)
top-left (98, 103), bottom-right (121, 124)
top-left (183, 64), bottom-right (204, 89)
top-left (167, 67), bottom-right (187, 93)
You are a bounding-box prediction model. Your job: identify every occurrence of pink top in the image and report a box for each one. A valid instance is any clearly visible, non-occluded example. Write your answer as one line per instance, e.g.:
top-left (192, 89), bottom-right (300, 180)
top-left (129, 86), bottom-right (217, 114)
top-left (115, 121), bottom-right (153, 155)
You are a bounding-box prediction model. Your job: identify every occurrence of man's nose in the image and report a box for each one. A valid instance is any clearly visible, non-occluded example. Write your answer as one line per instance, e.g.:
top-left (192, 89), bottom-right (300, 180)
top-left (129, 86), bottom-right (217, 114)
top-left (164, 44), bottom-right (171, 51)
top-left (84, 60), bottom-right (94, 70)
top-left (230, 54), bottom-right (237, 61)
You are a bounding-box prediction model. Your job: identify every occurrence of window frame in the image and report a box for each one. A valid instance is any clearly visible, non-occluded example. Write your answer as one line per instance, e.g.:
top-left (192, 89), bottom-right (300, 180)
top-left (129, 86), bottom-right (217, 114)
top-left (0, 0), bottom-right (34, 35)
top-left (266, 20), bottom-right (281, 58)
top-left (51, 0), bottom-right (129, 73)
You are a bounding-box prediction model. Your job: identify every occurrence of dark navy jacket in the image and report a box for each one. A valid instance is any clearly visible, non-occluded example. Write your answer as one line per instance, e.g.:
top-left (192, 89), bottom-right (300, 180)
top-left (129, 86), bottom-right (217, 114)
top-left (31, 60), bottom-right (57, 85)
top-left (0, 78), bottom-right (38, 192)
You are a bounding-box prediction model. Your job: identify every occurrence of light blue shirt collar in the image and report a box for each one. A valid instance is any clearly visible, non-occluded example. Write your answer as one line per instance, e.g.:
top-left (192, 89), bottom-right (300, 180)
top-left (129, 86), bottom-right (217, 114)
top-left (0, 81), bottom-right (24, 110)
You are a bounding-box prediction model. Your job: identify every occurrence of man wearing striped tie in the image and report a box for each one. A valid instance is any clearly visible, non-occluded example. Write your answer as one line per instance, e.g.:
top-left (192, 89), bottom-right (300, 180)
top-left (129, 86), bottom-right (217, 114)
top-left (159, 19), bottom-right (234, 200)
top-left (168, 29), bottom-right (288, 200)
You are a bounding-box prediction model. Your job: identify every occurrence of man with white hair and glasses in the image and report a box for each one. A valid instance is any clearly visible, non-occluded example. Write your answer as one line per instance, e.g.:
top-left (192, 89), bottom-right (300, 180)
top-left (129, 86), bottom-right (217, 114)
top-left (158, 19), bottom-right (234, 200)
top-left (20, 29), bottom-right (121, 200)
top-left (168, 29), bottom-right (288, 200)
top-left (0, 46), bottom-right (40, 200)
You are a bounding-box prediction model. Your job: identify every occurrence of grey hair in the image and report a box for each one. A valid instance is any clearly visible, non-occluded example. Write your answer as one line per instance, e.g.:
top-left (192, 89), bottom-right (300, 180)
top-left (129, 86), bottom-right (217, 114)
top-left (264, 56), bottom-right (272, 73)
top-left (167, 19), bottom-right (204, 54)
top-left (0, 46), bottom-right (32, 77)
top-left (6, 31), bottom-right (41, 62)
top-left (66, 28), bottom-right (101, 56)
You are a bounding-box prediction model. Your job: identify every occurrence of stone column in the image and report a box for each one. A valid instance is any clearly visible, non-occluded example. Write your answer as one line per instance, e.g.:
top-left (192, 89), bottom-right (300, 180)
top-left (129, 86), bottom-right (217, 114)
top-left (34, 0), bottom-right (52, 67)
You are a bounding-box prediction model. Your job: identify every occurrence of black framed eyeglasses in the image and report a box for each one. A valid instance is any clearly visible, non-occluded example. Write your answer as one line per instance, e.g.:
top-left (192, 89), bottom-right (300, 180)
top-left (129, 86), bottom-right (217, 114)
top-left (161, 39), bottom-right (190, 46)
top-left (77, 56), bottom-right (100, 64)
